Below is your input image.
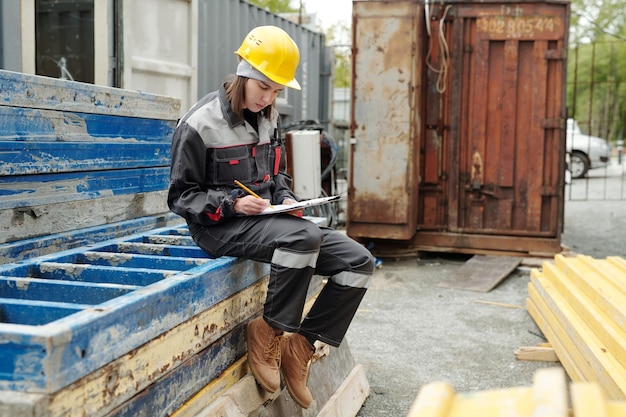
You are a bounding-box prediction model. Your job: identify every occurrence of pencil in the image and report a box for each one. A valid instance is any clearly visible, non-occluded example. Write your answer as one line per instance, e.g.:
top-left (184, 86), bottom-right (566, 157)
top-left (234, 180), bottom-right (263, 199)
top-left (234, 180), bottom-right (272, 207)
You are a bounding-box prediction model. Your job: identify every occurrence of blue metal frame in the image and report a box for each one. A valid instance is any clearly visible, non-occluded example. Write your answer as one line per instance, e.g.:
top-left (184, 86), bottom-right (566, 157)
top-left (0, 224), bottom-right (270, 394)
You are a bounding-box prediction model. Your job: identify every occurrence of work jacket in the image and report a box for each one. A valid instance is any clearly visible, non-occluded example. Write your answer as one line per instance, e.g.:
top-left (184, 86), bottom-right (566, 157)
top-left (168, 84), bottom-right (296, 225)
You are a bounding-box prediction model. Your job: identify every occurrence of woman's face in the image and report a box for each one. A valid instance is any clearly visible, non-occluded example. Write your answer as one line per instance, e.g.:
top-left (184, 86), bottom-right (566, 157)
top-left (244, 79), bottom-right (284, 112)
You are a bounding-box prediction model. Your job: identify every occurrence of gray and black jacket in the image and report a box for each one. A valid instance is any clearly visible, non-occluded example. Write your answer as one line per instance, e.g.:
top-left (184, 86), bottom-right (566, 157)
top-left (168, 84), bottom-right (296, 225)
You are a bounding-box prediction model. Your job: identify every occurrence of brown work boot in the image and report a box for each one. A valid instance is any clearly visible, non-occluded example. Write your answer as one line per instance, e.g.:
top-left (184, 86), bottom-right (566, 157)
top-left (280, 333), bottom-right (315, 408)
top-left (246, 317), bottom-right (281, 393)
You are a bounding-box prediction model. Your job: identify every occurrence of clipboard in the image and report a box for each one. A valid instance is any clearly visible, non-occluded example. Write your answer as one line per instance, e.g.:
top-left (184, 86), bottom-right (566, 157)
top-left (257, 195), bottom-right (340, 215)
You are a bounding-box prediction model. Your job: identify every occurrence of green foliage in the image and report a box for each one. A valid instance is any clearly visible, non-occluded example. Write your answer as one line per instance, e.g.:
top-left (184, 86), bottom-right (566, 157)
top-left (247, 0), bottom-right (298, 13)
top-left (323, 22), bottom-right (352, 88)
top-left (567, 0), bottom-right (626, 143)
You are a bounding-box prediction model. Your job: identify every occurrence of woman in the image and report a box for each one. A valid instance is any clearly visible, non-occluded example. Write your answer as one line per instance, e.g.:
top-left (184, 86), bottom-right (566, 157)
top-left (167, 25), bottom-right (374, 409)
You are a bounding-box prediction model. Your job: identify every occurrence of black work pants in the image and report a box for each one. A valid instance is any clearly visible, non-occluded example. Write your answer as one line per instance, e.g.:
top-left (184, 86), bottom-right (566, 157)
top-left (189, 214), bottom-right (374, 347)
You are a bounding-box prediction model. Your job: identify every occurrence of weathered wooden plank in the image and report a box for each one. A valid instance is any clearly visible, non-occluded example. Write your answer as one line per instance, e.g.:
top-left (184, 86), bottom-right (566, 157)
top-left (0, 279), bottom-right (268, 417)
top-left (514, 344), bottom-right (559, 362)
top-left (192, 374), bottom-right (279, 417)
top-left (316, 364), bottom-right (370, 417)
top-left (108, 325), bottom-right (248, 417)
top-left (171, 358), bottom-right (252, 417)
top-left (437, 255), bottom-right (521, 292)
top-left (410, 231), bottom-right (562, 257)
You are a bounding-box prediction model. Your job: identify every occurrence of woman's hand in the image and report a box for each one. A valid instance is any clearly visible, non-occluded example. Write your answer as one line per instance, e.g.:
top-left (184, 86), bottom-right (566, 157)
top-left (233, 195), bottom-right (270, 215)
top-left (282, 198), bottom-right (303, 218)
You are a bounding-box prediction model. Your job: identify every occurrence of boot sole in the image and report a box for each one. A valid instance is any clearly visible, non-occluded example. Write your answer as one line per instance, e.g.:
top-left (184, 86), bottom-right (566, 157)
top-left (246, 321), bottom-right (279, 394)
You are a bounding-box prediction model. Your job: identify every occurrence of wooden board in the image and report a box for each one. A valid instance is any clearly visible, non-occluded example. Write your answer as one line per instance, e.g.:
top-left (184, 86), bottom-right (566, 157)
top-left (190, 340), bottom-right (366, 417)
top-left (437, 255), bottom-right (521, 292)
top-left (406, 367), bottom-right (567, 417)
top-left (406, 366), bottom-right (626, 417)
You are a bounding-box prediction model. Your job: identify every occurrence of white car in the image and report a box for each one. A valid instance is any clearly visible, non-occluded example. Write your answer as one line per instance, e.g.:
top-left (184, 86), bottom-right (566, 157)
top-left (566, 119), bottom-right (610, 179)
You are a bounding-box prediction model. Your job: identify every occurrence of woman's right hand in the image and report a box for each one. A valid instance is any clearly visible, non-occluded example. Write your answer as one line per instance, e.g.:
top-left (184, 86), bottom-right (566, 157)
top-left (233, 195), bottom-right (270, 215)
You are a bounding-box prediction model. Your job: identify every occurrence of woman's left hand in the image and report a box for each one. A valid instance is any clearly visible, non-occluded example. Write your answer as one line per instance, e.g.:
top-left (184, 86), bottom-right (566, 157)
top-left (282, 198), bottom-right (303, 218)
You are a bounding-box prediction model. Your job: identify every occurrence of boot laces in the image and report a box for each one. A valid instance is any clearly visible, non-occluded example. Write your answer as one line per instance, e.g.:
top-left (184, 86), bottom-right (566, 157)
top-left (295, 339), bottom-right (316, 380)
top-left (265, 333), bottom-right (281, 361)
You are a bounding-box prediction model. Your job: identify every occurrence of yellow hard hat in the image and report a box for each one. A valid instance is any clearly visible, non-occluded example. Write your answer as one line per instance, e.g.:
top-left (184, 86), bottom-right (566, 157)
top-left (235, 26), bottom-right (301, 90)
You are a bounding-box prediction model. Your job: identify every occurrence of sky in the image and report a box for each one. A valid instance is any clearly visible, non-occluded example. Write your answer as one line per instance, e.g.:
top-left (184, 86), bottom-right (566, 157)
top-left (300, 0), bottom-right (353, 30)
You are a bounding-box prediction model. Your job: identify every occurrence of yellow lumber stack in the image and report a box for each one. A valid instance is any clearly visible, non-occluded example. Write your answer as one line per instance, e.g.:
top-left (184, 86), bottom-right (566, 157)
top-left (527, 254), bottom-right (626, 400)
top-left (407, 368), bottom-right (626, 417)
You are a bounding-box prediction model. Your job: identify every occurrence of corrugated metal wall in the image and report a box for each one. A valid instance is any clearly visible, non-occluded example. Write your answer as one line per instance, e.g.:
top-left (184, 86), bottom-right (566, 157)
top-left (197, 0), bottom-right (332, 126)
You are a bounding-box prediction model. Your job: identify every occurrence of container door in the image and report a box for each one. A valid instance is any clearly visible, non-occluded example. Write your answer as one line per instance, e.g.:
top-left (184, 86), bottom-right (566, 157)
top-left (413, 2), bottom-right (568, 255)
top-left (445, 3), bottom-right (568, 245)
top-left (348, 1), bottom-right (423, 241)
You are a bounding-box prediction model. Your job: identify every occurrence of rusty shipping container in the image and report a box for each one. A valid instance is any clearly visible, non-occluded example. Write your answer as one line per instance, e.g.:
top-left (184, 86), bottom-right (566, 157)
top-left (349, 0), bottom-right (570, 256)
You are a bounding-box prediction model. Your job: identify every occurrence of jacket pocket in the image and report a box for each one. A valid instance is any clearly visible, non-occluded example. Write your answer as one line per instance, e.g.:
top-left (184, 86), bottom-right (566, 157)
top-left (207, 146), bottom-right (253, 185)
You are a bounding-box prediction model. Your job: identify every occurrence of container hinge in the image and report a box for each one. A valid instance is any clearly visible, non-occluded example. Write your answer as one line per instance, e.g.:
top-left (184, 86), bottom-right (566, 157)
top-left (541, 185), bottom-right (559, 196)
top-left (540, 118), bottom-right (561, 129)
top-left (544, 49), bottom-right (567, 60)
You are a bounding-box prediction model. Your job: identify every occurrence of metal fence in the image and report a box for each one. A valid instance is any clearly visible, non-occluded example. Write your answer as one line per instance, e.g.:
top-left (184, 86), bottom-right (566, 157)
top-left (566, 40), bottom-right (626, 201)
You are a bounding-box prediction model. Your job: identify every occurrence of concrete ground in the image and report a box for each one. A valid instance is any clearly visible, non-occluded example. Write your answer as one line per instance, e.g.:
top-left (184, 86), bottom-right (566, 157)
top-left (346, 198), bottom-right (625, 416)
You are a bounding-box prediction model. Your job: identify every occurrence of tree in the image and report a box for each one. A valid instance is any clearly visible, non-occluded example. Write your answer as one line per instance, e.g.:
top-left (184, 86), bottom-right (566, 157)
top-left (569, 0), bottom-right (626, 45)
top-left (567, 0), bottom-right (626, 144)
top-left (247, 0), bottom-right (299, 14)
top-left (324, 22), bottom-right (352, 88)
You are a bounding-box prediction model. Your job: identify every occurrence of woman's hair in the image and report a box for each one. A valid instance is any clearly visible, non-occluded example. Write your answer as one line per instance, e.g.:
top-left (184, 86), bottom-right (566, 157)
top-left (225, 75), bottom-right (275, 120)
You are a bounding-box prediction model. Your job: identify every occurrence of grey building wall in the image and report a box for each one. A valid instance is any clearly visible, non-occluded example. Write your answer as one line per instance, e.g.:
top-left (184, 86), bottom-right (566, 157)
top-left (0, 1), bottom-right (23, 72)
top-left (197, 0), bottom-right (332, 128)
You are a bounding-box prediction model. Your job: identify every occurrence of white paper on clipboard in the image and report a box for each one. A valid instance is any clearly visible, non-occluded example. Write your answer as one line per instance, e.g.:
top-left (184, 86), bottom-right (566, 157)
top-left (257, 195), bottom-right (340, 215)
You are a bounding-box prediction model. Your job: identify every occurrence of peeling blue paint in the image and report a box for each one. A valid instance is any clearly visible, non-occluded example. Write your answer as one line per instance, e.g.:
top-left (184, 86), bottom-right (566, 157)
top-left (0, 225), bottom-right (268, 393)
